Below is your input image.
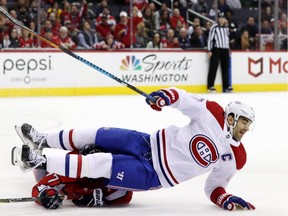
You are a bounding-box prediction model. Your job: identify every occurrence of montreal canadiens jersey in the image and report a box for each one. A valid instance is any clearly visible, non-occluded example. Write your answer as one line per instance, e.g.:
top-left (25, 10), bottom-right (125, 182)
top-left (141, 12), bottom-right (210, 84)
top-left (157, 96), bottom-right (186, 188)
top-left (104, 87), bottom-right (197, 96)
top-left (150, 88), bottom-right (247, 198)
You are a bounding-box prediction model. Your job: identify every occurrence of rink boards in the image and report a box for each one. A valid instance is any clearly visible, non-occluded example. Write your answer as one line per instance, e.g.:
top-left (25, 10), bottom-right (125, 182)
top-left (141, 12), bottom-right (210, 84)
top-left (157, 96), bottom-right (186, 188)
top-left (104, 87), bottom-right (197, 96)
top-left (0, 50), bottom-right (286, 97)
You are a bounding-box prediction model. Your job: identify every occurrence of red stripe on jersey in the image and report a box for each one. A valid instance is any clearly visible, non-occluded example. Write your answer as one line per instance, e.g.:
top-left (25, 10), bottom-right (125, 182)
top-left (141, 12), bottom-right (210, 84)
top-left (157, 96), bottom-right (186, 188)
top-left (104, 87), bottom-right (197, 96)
top-left (206, 101), bottom-right (225, 129)
top-left (69, 129), bottom-right (77, 150)
top-left (162, 129), bottom-right (179, 185)
top-left (77, 155), bottom-right (82, 178)
top-left (230, 143), bottom-right (246, 170)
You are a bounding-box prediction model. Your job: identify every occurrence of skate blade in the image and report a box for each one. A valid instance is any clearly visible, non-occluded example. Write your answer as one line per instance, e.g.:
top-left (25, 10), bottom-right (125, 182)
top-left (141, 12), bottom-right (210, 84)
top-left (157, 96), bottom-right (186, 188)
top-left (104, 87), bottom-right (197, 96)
top-left (15, 125), bottom-right (35, 148)
top-left (11, 146), bottom-right (22, 166)
top-left (11, 146), bottom-right (33, 172)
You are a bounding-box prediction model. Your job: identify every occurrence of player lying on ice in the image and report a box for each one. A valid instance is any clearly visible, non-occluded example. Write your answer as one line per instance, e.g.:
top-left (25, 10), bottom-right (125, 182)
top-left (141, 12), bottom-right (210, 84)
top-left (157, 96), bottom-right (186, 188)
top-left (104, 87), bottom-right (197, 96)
top-left (29, 144), bottom-right (132, 209)
top-left (12, 87), bottom-right (256, 211)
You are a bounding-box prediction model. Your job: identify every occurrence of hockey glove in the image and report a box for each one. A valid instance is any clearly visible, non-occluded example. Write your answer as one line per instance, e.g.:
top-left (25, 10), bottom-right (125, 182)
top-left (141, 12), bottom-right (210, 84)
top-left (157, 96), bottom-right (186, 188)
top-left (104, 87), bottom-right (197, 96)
top-left (72, 188), bottom-right (104, 207)
top-left (145, 89), bottom-right (179, 111)
top-left (217, 193), bottom-right (255, 211)
top-left (39, 188), bottom-right (64, 209)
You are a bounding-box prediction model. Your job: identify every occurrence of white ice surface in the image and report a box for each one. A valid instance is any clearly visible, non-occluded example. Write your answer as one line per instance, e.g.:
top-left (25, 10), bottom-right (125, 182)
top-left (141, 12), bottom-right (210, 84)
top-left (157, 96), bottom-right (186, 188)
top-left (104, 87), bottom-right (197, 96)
top-left (0, 92), bottom-right (287, 216)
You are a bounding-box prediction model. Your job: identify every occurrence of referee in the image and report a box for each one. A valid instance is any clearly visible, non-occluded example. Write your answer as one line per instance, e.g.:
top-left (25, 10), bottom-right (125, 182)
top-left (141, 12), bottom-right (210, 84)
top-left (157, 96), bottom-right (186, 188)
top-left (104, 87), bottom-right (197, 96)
top-left (207, 12), bottom-right (233, 93)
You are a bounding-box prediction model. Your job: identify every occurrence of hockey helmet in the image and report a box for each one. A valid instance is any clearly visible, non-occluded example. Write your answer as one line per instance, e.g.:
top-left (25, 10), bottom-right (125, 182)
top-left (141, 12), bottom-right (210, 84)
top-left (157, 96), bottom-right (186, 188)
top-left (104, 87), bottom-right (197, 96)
top-left (225, 101), bottom-right (255, 123)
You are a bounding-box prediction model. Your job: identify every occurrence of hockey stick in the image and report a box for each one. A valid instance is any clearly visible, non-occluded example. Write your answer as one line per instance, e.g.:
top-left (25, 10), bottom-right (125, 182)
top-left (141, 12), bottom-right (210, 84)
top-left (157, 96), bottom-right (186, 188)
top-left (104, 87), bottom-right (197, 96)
top-left (0, 197), bottom-right (39, 203)
top-left (0, 7), bottom-right (156, 103)
top-left (0, 195), bottom-right (67, 203)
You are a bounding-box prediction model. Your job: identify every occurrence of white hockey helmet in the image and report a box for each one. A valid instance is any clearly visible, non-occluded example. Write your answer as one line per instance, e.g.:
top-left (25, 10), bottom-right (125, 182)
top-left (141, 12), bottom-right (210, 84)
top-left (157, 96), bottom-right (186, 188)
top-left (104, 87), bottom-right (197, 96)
top-left (225, 101), bottom-right (255, 123)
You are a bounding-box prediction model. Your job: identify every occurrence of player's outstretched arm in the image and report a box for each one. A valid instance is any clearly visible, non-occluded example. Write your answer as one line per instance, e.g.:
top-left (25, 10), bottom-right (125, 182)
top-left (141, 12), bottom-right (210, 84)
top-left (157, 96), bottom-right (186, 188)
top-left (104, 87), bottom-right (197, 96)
top-left (145, 88), bottom-right (179, 111)
top-left (211, 187), bottom-right (255, 211)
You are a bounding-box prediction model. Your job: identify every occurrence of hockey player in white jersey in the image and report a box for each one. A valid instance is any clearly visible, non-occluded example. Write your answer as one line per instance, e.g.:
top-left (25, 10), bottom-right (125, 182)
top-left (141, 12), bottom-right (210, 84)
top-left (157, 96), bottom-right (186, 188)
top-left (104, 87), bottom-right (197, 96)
top-left (13, 87), bottom-right (256, 211)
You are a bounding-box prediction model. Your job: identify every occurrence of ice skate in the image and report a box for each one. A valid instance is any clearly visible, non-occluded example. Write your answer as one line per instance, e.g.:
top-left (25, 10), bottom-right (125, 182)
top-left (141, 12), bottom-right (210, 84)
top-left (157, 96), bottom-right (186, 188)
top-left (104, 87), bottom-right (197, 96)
top-left (15, 123), bottom-right (49, 150)
top-left (11, 145), bottom-right (46, 172)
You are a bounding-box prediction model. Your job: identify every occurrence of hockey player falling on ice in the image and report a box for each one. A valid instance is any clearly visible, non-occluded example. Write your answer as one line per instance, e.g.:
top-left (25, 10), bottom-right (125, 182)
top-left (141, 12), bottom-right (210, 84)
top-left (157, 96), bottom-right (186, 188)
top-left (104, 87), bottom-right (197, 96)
top-left (13, 87), bottom-right (256, 211)
top-left (28, 144), bottom-right (133, 209)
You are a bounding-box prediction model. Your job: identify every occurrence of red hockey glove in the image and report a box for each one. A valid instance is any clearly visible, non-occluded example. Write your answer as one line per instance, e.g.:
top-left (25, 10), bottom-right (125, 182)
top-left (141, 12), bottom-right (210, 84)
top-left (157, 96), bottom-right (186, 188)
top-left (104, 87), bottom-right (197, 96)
top-left (145, 89), bottom-right (179, 111)
top-left (38, 188), bottom-right (64, 209)
top-left (217, 193), bottom-right (255, 211)
top-left (72, 188), bottom-right (104, 207)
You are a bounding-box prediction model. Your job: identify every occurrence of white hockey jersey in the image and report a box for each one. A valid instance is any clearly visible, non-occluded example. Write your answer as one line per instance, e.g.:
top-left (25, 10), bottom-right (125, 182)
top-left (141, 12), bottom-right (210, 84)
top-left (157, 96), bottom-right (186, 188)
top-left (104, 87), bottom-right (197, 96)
top-left (150, 88), bottom-right (247, 201)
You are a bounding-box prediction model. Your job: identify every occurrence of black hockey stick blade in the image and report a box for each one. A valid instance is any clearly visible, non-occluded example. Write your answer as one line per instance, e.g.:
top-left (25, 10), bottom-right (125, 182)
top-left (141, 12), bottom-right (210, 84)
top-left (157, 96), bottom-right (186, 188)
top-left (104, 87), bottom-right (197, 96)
top-left (0, 195), bottom-right (67, 203)
top-left (0, 196), bottom-right (38, 203)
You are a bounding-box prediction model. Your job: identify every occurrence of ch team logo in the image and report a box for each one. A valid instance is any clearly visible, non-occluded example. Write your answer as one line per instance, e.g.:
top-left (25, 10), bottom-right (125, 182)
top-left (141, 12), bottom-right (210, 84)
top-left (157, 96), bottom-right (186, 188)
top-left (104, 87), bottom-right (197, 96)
top-left (189, 135), bottom-right (219, 167)
top-left (120, 55), bottom-right (142, 71)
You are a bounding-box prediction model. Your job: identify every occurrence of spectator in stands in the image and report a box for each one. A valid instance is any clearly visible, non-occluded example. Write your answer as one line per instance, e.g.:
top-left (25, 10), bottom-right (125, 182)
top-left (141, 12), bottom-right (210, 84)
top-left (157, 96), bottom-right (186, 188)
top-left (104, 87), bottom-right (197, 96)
top-left (142, 6), bottom-right (157, 38)
top-left (280, 38), bottom-right (287, 50)
top-left (63, 19), bottom-right (78, 43)
top-left (225, 13), bottom-right (238, 49)
top-left (208, 0), bottom-right (217, 20)
top-left (261, 6), bottom-right (273, 22)
top-left (16, 5), bottom-right (31, 27)
top-left (134, 21), bottom-right (148, 48)
top-left (29, 21), bottom-right (38, 46)
top-left (174, 20), bottom-right (185, 38)
top-left (47, 2), bottom-right (63, 20)
top-left (203, 21), bottom-right (212, 39)
top-left (191, 0), bottom-right (209, 20)
top-left (278, 13), bottom-right (288, 31)
top-left (95, 6), bottom-right (116, 27)
top-left (188, 17), bottom-right (201, 38)
top-left (7, 28), bottom-right (20, 48)
top-left (261, 19), bottom-right (273, 34)
top-left (60, 1), bottom-right (71, 23)
top-left (77, 21), bottom-right (98, 49)
top-left (93, 0), bottom-right (107, 17)
top-left (146, 32), bottom-right (166, 49)
top-left (29, 0), bottom-right (39, 21)
top-left (157, 9), bottom-right (171, 32)
top-left (5, 9), bottom-right (22, 37)
top-left (41, 20), bottom-right (57, 37)
top-left (278, 21), bottom-right (287, 36)
top-left (53, 26), bottom-right (76, 50)
top-left (239, 16), bottom-right (258, 49)
top-left (93, 34), bottom-right (125, 50)
top-left (234, 30), bottom-right (253, 50)
top-left (164, 28), bottom-right (179, 48)
top-left (1, 33), bottom-right (10, 48)
top-left (226, 0), bottom-right (242, 9)
top-left (114, 11), bottom-right (135, 48)
top-left (48, 12), bottom-right (61, 35)
top-left (178, 27), bottom-right (191, 50)
top-left (61, 0), bottom-right (87, 34)
top-left (148, 2), bottom-right (156, 14)
top-left (132, 0), bottom-right (149, 11)
top-left (40, 30), bottom-right (54, 48)
top-left (190, 25), bottom-right (207, 48)
top-left (131, 5), bottom-right (144, 30)
top-left (170, 8), bottom-right (186, 30)
top-left (15, 0), bottom-right (29, 9)
top-left (95, 14), bottom-right (115, 41)
top-left (154, 2), bottom-right (168, 27)
top-left (218, 0), bottom-right (231, 15)
top-left (0, 0), bottom-right (8, 11)
top-left (19, 29), bottom-right (34, 48)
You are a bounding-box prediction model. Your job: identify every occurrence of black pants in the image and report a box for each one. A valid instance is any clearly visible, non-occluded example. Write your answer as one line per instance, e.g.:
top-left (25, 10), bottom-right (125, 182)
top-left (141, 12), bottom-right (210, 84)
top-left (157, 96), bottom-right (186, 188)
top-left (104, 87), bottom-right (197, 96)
top-left (207, 48), bottom-right (230, 90)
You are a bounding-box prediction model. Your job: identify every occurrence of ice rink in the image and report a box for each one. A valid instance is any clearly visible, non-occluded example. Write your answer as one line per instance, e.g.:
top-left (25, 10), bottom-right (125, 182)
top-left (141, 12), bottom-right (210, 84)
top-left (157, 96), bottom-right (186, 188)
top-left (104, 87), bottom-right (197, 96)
top-left (0, 91), bottom-right (287, 216)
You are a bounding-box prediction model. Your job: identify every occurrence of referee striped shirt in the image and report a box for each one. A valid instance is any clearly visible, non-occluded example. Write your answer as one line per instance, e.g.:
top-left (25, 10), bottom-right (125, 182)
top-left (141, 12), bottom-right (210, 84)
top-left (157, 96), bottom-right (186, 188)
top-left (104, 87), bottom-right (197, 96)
top-left (207, 23), bottom-right (230, 51)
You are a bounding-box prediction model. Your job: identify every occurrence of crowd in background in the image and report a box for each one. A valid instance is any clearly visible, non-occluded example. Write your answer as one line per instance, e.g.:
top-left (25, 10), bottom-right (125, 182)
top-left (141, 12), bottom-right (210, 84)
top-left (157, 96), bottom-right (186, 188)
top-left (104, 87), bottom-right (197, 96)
top-left (0, 0), bottom-right (287, 50)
